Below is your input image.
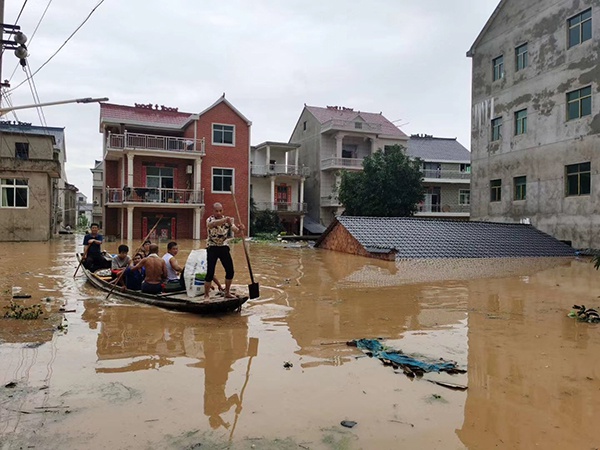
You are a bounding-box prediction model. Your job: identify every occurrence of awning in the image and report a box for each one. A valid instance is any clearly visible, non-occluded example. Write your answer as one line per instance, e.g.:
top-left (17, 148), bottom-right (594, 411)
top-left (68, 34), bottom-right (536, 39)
top-left (303, 216), bottom-right (326, 234)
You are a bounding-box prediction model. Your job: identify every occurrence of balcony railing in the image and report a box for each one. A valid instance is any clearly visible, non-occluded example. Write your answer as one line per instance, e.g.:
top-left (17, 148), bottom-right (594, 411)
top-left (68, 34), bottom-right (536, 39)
top-left (321, 157), bottom-right (364, 170)
top-left (321, 196), bottom-right (341, 207)
top-left (251, 164), bottom-right (310, 177)
top-left (105, 187), bottom-right (204, 205)
top-left (106, 132), bottom-right (205, 155)
top-left (417, 203), bottom-right (470, 214)
top-left (423, 169), bottom-right (471, 180)
top-left (321, 119), bottom-right (382, 134)
top-left (254, 202), bottom-right (307, 213)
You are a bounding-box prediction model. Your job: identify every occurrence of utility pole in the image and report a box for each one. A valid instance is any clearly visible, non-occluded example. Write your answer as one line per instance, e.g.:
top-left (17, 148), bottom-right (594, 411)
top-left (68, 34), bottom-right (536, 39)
top-left (0, 0), bottom-right (5, 102)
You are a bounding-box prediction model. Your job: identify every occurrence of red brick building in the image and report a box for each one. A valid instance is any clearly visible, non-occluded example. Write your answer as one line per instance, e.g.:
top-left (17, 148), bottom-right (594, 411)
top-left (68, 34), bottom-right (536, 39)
top-left (99, 95), bottom-right (251, 240)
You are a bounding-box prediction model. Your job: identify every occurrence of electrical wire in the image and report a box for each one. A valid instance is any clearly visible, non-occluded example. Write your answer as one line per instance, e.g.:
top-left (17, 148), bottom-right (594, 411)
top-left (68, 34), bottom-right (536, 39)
top-left (8, 0), bottom-right (106, 93)
top-left (0, 0), bottom-right (29, 56)
top-left (24, 64), bottom-right (47, 127)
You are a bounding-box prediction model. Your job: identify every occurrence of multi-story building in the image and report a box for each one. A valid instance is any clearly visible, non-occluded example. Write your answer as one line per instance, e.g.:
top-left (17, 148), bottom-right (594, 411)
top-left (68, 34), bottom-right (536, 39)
top-left (408, 135), bottom-right (471, 219)
top-left (468, 0), bottom-right (600, 248)
top-left (63, 182), bottom-right (78, 228)
top-left (99, 95), bottom-right (251, 240)
top-left (0, 123), bottom-right (62, 241)
top-left (90, 160), bottom-right (103, 227)
top-left (290, 105), bottom-right (409, 227)
top-left (250, 141), bottom-right (310, 235)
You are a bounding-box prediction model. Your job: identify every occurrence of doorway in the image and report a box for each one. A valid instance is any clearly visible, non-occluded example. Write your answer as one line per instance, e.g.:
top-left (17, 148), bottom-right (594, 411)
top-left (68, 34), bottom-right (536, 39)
top-left (142, 214), bottom-right (176, 241)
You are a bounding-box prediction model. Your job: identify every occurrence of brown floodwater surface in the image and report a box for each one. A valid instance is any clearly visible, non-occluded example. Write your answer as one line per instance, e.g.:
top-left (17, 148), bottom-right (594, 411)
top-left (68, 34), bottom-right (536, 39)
top-left (1, 235), bottom-right (599, 449)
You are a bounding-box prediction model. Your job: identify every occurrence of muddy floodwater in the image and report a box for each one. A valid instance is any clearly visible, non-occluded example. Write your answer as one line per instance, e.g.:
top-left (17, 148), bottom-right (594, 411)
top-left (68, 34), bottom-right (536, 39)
top-left (1, 236), bottom-right (599, 450)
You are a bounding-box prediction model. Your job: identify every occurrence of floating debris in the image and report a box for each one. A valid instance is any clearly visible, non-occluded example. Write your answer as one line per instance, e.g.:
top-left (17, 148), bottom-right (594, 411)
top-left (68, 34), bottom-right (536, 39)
top-left (3, 302), bottom-right (43, 320)
top-left (340, 420), bottom-right (357, 428)
top-left (283, 361), bottom-right (293, 369)
top-left (568, 305), bottom-right (600, 323)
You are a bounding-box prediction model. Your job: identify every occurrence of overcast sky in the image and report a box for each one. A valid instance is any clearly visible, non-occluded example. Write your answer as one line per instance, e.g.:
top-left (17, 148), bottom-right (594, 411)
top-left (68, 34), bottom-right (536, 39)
top-left (3, 0), bottom-right (498, 198)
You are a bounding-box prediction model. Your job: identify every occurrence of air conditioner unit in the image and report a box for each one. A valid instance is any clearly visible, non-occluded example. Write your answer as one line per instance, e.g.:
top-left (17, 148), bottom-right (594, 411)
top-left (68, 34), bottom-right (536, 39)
top-left (186, 165), bottom-right (193, 174)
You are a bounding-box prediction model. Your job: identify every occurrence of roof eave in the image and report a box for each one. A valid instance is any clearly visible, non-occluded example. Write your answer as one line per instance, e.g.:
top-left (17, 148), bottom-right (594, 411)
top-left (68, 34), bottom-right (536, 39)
top-left (467, 0), bottom-right (507, 58)
top-left (198, 95), bottom-right (252, 126)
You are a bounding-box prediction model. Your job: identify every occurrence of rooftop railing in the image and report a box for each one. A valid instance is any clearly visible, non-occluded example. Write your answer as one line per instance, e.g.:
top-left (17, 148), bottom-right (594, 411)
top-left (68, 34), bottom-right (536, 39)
top-left (251, 164), bottom-right (310, 177)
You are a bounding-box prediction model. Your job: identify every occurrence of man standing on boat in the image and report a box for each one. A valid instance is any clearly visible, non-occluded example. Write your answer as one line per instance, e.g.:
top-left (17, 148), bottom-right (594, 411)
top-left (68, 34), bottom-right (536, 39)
top-left (83, 223), bottom-right (109, 272)
top-left (130, 244), bottom-right (167, 294)
top-left (204, 202), bottom-right (244, 299)
top-left (163, 241), bottom-right (185, 291)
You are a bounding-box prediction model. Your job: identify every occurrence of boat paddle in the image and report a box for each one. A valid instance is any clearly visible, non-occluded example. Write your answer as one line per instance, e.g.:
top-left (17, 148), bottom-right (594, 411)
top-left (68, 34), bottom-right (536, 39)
top-left (73, 249), bottom-right (88, 278)
top-left (231, 189), bottom-right (260, 299)
top-left (105, 215), bottom-right (164, 300)
top-left (229, 337), bottom-right (259, 441)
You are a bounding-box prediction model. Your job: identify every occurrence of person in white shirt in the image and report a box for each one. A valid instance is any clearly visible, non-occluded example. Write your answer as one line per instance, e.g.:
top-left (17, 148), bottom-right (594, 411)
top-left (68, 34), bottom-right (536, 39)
top-left (162, 241), bottom-right (184, 291)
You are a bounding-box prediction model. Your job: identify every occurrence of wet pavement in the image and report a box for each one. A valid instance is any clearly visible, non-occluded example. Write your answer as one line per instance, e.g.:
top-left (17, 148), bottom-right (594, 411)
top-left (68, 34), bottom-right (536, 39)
top-left (1, 235), bottom-right (599, 449)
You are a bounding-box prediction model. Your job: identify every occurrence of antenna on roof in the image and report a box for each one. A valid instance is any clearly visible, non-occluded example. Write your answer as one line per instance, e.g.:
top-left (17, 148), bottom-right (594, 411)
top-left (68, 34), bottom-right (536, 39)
top-left (221, 92), bottom-right (225, 98)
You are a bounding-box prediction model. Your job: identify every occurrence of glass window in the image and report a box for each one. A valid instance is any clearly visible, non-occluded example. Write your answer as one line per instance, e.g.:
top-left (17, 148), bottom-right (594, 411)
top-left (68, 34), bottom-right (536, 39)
top-left (354, 122), bottom-right (363, 129)
top-left (459, 189), bottom-right (471, 205)
top-left (567, 86), bottom-right (592, 120)
top-left (460, 163), bottom-right (471, 173)
top-left (490, 179), bottom-right (502, 202)
top-left (514, 176), bottom-right (527, 200)
top-left (493, 55), bottom-right (504, 81)
top-left (565, 162), bottom-right (591, 196)
top-left (491, 117), bottom-right (502, 141)
top-left (15, 143), bottom-right (29, 160)
top-left (212, 168), bottom-right (233, 193)
top-left (516, 43), bottom-right (528, 71)
top-left (1, 178), bottom-right (29, 208)
top-left (568, 8), bottom-right (592, 48)
top-left (515, 109), bottom-right (527, 135)
top-left (212, 124), bottom-right (235, 145)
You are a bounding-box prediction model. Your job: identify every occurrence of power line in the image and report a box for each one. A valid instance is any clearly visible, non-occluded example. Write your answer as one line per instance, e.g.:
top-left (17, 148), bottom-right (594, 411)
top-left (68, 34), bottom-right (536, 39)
top-left (8, 0), bottom-right (106, 93)
top-left (24, 63), bottom-right (47, 127)
top-left (1, 0), bottom-right (29, 56)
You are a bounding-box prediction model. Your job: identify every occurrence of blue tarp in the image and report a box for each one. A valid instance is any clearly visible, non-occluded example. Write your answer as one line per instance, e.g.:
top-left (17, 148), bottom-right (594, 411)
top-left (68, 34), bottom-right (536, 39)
top-left (353, 339), bottom-right (463, 374)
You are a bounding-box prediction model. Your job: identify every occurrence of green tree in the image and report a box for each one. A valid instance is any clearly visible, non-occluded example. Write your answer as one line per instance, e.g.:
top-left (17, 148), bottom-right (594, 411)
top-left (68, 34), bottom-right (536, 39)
top-left (77, 214), bottom-right (89, 229)
top-left (249, 197), bottom-right (283, 235)
top-left (338, 145), bottom-right (424, 217)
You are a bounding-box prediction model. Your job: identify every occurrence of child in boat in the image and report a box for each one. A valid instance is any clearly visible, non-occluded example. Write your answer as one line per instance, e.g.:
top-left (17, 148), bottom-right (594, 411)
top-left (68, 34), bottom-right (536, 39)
top-left (122, 253), bottom-right (145, 291)
top-left (111, 245), bottom-right (131, 281)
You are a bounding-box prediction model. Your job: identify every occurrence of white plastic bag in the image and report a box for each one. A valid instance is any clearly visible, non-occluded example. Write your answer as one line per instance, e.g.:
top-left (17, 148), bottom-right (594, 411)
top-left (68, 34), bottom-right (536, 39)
top-left (184, 249), bottom-right (207, 297)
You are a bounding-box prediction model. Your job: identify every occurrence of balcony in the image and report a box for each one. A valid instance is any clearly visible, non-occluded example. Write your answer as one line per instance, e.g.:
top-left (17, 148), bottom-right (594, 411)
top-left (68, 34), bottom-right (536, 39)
top-left (321, 196), bottom-right (342, 207)
top-left (105, 187), bottom-right (204, 206)
top-left (422, 169), bottom-right (471, 182)
top-left (106, 132), bottom-right (205, 156)
top-left (415, 203), bottom-right (470, 216)
top-left (251, 164), bottom-right (311, 177)
top-left (0, 157), bottom-right (61, 178)
top-left (321, 119), bottom-right (382, 134)
top-left (254, 202), bottom-right (307, 213)
top-left (321, 157), bottom-right (364, 171)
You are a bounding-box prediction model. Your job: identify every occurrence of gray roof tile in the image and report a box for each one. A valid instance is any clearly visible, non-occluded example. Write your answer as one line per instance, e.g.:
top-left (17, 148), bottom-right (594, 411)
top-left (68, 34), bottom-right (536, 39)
top-left (407, 136), bottom-right (471, 162)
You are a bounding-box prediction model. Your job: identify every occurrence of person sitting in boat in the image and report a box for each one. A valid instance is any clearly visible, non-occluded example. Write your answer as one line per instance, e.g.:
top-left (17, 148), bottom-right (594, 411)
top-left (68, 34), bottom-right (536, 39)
top-left (139, 239), bottom-right (152, 258)
top-left (122, 253), bottom-right (145, 291)
top-left (111, 245), bottom-right (131, 281)
top-left (83, 223), bottom-right (110, 272)
top-left (129, 244), bottom-right (167, 294)
top-left (162, 241), bottom-right (185, 292)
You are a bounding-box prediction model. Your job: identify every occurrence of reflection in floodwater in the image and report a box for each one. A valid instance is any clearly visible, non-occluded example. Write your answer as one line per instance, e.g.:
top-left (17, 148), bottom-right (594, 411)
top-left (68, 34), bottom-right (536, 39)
top-left (2, 235), bottom-right (600, 449)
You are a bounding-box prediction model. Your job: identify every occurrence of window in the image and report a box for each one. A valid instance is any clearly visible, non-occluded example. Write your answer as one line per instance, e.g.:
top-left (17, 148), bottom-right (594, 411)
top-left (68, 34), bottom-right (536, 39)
top-left (303, 121), bottom-right (307, 131)
top-left (565, 162), bottom-right (591, 196)
top-left (212, 168), bottom-right (233, 193)
top-left (93, 172), bottom-right (103, 181)
top-left (567, 86), bottom-right (592, 120)
top-left (493, 55), bottom-right (504, 81)
top-left (460, 163), bottom-right (471, 173)
top-left (515, 109), bottom-right (527, 135)
top-left (459, 189), bottom-right (471, 205)
top-left (514, 176), bottom-right (527, 200)
top-left (354, 122), bottom-right (363, 129)
top-left (491, 117), bottom-right (502, 141)
top-left (212, 124), bottom-right (235, 145)
top-left (1, 179), bottom-right (28, 208)
top-left (516, 43), bottom-right (528, 70)
top-left (568, 8), bottom-right (592, 48)
top-left (15, 143), bottom-right (29, 160)
top-left (490, 179), bottom-right (502, 202)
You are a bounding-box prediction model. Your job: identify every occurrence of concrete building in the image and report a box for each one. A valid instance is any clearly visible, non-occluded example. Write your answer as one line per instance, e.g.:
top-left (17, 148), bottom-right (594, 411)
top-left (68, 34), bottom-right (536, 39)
top-left (250, 141), bottom-right (310, 235)
top-left (289, 105), bottom-right (409, 227)
top-left (408, 135), bottom-right (471, 219)
top-left (468, 0), bottom-right (600, 248)
top-left (99, 95), bottom-right (251, 240)
top-left (63, 182), bottom-right (78, 229)
top-left (0, 125), bottom-right (61, 241)
top-left (90, 160), bottom-right (103, 227)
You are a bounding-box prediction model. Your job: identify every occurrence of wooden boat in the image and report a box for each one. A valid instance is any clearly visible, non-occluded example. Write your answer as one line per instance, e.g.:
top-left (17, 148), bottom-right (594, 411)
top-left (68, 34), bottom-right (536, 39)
top-left (77, 253), bottom-right (248, 314)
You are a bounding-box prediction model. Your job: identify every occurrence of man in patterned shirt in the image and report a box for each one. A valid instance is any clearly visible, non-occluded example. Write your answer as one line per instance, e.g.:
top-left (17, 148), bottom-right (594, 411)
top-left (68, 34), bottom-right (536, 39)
top-left (204, 202), bottom-right (244, 299)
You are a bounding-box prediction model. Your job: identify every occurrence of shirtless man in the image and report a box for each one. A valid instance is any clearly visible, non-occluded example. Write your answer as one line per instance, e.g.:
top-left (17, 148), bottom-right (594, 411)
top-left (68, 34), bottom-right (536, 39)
top-left (130, 244), bottom-right (167, 294)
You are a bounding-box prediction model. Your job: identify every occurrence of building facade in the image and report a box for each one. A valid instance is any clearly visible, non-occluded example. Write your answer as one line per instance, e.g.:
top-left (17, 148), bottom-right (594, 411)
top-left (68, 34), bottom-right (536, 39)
top-left (99, 95), bottom-right (251, 241)
top-left (468, 0), bottom-right (600, 248)
top-left (90, 160), bottom-right (103, 227)
top-left (289, 105), bottom-right (409, 227)
top-left (407, 135), bottom-right (471, 219)
top-left (0, 126), bottom-right (61, 241)
top-left (250, 141), bottom-right (310, 235)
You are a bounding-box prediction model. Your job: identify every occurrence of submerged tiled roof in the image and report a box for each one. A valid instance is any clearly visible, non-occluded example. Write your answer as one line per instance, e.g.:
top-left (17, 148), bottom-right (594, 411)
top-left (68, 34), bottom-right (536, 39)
top-left (100, 103), bottom-right (195, 129)
top-left (407, 136), bottom-right (471, 162)
top-left (321, 217), bottom-right (574, 259)
top-left (305, 106), bottom-right (407, 138)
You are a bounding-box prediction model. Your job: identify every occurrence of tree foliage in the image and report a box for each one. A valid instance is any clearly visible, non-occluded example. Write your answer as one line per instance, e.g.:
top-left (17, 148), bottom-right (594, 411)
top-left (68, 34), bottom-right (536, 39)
top-left (249, 197), bottom-right (283, 235)
top-left (338, 145), bottom-right (424, 217)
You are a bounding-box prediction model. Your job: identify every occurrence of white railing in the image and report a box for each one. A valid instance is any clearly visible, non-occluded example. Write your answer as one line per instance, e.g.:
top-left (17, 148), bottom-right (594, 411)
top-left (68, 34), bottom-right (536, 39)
top-left (416, 203), bottom-right (470, 214)
top-left (423, 169), bottom-right (471, 180)
top-left (107, 132), bottom-right (205, 155)
top-left (254, 202), bottom-right (307, 213)
top-left (320, 196), bottom-right (341, 207)
top-left (105, 187), bottom-right (204, 205)
top-left (321, 157), bottom-right (364, 170)
top-left (251, 164), bottom-right (311, 177)
top-left (321, 119), bottom-right (382, 133)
